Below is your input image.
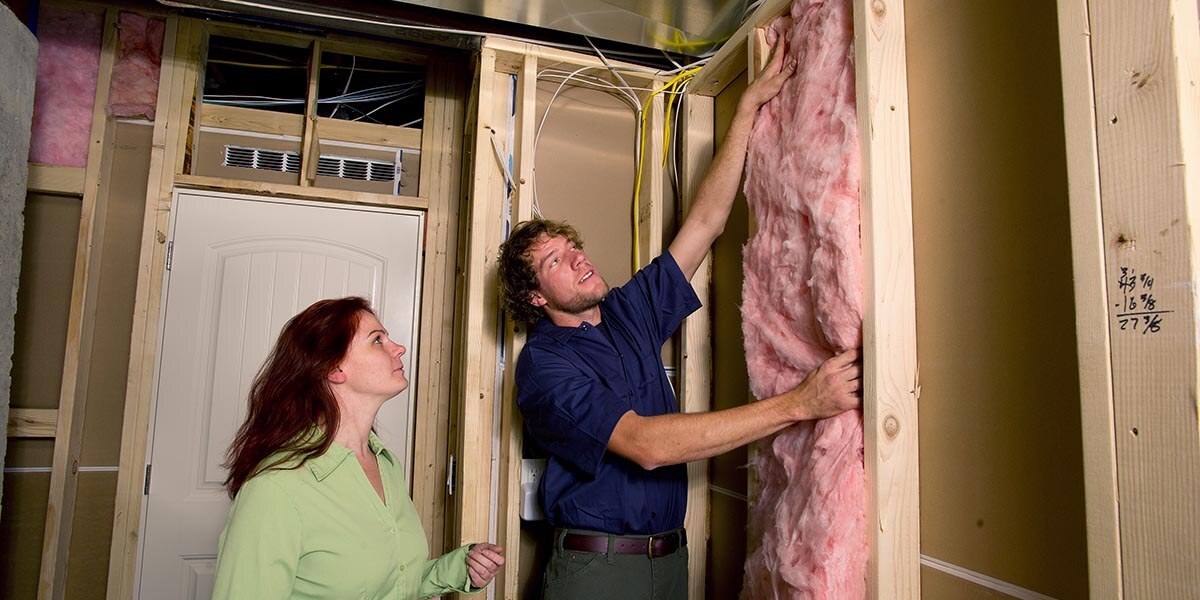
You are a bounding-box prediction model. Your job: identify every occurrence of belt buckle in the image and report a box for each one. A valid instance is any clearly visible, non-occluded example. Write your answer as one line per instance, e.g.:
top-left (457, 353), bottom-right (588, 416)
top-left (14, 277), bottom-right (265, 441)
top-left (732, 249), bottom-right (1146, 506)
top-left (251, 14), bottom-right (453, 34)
top-left (646, 534), bottom-right (656, 559)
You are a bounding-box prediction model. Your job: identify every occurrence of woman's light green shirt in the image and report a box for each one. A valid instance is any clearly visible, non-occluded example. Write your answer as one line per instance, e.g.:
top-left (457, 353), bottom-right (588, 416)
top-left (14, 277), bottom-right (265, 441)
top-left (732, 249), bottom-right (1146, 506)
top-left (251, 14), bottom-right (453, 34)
top-left (212, 433), bottom-right (475, 599)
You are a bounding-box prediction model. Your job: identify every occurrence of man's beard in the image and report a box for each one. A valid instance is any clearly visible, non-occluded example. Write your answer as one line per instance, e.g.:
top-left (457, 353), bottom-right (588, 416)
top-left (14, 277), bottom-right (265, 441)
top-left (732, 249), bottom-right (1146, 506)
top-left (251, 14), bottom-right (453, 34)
top-left (547, 285), bottom-right (608, 315)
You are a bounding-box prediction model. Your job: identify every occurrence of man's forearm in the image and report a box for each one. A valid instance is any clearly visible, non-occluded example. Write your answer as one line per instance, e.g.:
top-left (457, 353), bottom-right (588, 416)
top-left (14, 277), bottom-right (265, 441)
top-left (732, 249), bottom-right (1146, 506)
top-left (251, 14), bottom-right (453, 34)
top-left (609, 389), bottom-right (796, 470)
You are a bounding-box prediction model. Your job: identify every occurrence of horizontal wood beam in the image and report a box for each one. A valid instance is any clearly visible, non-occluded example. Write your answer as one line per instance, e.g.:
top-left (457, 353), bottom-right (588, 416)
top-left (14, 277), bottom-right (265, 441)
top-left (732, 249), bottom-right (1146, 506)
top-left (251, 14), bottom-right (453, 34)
top-left (173, 174), bottom-right (429, 210)
top-left (690, 0), bottom-right (790, 97)
top-left (26, 164), bottom-right (85, 196)
top-left (199, 105), bottom-right (422, 149)
top-left (7, 408), bottom-right (58, 438)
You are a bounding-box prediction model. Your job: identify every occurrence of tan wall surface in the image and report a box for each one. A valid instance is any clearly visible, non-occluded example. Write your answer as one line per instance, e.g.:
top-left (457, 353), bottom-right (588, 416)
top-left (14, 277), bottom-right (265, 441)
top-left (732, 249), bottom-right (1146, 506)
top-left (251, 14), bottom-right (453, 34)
top-left (532, 79), bottom-right (638, 287)
top-left (7, 193), bottom-right (81, 470)
top-left (0, 472), bottom-right (50, 599)
top-left (80, 120), bottom-right (152, 467)
top-left (905, 1), bottom-right (1088, 597)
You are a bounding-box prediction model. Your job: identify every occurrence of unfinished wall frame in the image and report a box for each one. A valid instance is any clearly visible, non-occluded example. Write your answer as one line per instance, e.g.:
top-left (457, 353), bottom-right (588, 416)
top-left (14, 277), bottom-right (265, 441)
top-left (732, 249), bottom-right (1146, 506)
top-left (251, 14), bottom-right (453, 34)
top-left (37, 9), bottom-right (119, 600)
top-left (105, 16), bottom-right (470, 598)
top-left (690, 0), bottom-right (920, 597)
top-left (1057, 0), bottom-right (1200, 597)
top-left (455, 37), bottom-right (705, 597)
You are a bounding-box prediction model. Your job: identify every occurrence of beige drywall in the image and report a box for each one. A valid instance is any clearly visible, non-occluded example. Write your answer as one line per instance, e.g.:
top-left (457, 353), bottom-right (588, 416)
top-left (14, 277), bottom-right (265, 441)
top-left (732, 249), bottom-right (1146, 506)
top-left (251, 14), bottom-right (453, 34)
top-left (906, 0), bottom-right (1089, 597)
top-left (7, 193), bottom-right (81, 470)
top-left (531, 78), bottom-right (638, 287)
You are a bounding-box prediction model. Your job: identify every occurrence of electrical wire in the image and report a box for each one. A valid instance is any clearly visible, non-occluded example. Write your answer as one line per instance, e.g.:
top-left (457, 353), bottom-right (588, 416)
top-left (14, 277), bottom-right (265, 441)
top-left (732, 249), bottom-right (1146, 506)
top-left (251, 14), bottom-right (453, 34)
top-left (630, 66), bottom-right (703, 270)
top-left (189, 0), bottom-right (763, 260)
top-left (329, 54), bottom-right (355, 119)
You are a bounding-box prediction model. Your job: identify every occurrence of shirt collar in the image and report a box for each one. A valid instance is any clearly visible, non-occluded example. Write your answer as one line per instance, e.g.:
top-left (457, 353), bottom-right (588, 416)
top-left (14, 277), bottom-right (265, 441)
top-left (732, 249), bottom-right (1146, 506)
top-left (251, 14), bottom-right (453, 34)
top-left (531, 304), bottom-right (605, 344)
top-left (306, 430), bottom-right (391, 481)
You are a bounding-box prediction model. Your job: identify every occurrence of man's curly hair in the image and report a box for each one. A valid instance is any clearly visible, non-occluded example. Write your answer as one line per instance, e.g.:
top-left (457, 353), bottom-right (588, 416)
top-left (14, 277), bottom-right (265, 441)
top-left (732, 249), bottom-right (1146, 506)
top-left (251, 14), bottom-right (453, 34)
top-left (497, 219), bottom-right (585, 324)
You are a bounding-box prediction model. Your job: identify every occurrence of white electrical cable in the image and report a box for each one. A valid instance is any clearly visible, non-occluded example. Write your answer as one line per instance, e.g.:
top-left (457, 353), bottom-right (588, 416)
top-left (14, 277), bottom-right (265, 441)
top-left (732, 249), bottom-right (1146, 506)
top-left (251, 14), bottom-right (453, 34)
top-left (488, 127), bottom-right (516, 191)
top-left (329, 54), bottom-right (355, 118)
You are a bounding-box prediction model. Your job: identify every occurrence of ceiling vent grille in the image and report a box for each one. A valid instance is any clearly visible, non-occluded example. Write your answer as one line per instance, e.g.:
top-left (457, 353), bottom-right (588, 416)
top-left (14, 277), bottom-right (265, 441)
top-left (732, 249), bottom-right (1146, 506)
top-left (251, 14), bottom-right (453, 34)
top-left (316, 155), bottom-right (397, 182)
top-left (222, 145), bottom-right (301, 173)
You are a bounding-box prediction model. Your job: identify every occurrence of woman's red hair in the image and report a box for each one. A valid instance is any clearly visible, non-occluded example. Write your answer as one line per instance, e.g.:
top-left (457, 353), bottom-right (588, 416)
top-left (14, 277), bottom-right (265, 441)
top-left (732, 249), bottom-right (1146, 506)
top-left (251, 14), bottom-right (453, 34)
top-left (223, 296), bottom-right (372, 498)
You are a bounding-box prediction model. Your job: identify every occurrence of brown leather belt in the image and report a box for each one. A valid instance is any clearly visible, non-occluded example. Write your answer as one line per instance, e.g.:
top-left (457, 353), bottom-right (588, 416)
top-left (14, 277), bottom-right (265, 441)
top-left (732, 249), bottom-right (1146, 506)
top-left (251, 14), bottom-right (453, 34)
top-left (558, 529), bottom-right (686, 559)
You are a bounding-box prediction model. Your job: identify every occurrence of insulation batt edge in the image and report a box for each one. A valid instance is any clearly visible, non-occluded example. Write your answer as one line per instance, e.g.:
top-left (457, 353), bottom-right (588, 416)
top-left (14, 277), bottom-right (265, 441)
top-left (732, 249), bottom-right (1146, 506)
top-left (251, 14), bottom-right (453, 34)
top-left (110, 12), bottom-right (165, 121)
top-left (28, 5), bottom-right (103, 168)
top-left (740, 0), bottom-right (866, 597)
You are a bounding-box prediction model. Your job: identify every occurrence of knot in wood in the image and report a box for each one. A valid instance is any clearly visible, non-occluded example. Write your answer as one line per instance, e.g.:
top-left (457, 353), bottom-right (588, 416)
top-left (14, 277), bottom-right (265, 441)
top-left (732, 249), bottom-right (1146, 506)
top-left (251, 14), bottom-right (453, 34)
top-left (872, 0), bottom-right (887, 18)
top-left (883, 415), bottom-right (900, 440)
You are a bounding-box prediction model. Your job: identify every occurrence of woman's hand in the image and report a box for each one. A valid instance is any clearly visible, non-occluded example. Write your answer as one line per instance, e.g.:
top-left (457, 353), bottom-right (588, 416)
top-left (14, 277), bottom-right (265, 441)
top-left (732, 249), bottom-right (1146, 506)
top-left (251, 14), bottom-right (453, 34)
top-left (466, 543), bottom-right (505, 588)
top-left (739, 35), bottom-right (797, 113)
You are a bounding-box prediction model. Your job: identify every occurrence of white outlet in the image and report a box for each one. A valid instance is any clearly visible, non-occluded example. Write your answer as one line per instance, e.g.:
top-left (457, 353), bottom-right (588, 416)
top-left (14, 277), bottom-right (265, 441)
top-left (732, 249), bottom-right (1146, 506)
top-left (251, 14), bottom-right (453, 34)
top-left (520, 458), bottom-right (547, 521)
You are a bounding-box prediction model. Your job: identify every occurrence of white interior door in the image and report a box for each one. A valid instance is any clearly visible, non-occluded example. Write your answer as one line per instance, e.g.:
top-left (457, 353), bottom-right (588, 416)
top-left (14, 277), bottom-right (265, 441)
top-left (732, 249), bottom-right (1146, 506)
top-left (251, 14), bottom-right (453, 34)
top-left (136, 189), bottom-right (424, 599)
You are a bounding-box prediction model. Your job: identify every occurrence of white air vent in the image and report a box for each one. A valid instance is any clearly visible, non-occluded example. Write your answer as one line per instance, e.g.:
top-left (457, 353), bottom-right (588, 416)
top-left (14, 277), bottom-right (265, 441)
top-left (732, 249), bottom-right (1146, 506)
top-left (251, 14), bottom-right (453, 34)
top-left (316, 154), bottom-right (397, 182)
top-left (222, 145), bottom-right (301, 173)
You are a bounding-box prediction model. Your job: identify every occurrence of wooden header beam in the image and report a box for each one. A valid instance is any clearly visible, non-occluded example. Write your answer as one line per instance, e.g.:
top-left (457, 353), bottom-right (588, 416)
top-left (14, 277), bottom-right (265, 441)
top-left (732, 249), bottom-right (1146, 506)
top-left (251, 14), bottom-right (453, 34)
top-left (690, 0), bottom-right (790, 97)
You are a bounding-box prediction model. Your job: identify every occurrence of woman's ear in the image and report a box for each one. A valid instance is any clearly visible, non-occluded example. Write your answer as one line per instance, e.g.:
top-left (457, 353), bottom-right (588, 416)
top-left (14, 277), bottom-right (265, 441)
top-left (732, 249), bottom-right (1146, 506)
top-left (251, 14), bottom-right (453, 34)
top-left (327, 366), bottom-right (347, 384)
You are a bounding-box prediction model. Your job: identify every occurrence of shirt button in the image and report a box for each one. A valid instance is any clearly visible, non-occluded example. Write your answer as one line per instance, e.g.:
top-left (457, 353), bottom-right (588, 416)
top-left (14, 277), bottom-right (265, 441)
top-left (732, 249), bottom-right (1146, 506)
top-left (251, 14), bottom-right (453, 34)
top-left (399, 564), bottom-right (406, 572)
top-left (390, 528), bottom-right (397, 533)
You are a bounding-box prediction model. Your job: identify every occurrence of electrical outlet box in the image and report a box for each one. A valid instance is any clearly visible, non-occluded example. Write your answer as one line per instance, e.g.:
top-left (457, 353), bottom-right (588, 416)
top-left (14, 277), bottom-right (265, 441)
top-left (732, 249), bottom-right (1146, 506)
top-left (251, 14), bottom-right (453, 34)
top-left (520, 458), bottom-right (547, 521)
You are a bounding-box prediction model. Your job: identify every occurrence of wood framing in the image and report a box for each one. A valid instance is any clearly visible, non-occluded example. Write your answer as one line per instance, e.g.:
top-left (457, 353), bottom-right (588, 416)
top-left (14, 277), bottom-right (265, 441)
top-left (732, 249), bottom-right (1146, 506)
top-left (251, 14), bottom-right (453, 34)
top-left (108, 17), bottom-right (198, 599)
top-left (690, 0), bottom-right (790, 97)
top-left (38, 10), bottom-right (119, 599)
top-left (1055, 1), bottom-right (1122, 596)
top-left (6, 408), bottom-right (58, 438)
top-left (690, 0), bottom-right (921, 597)
top-left (300, 40), bottom-right (322, 186)
top-left (459, 37), bottom-right (689, 595)
top-left (1057, 0), bottom-right (1200, 596)
top-left (25, 164), bottom-right (85, 196)
top-left (107, 16), bottom-right (470, 596)
top-left (494, 52), bottom-right (538, 600)
top-left (679, 93), bottom-right (715, 600)
top-left (172, 174), bottom-right (430, 210)
top-left (409, 53), bottom-right (468, 552)
top-left (852, 0), bottom-right (920, 596)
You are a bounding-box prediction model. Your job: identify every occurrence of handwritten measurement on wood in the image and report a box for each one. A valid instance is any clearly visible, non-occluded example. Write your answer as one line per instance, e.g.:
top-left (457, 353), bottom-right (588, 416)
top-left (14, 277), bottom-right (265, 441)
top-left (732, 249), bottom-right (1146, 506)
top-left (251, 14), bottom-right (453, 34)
top-left (1114, 267), bottom-right (1171, 335)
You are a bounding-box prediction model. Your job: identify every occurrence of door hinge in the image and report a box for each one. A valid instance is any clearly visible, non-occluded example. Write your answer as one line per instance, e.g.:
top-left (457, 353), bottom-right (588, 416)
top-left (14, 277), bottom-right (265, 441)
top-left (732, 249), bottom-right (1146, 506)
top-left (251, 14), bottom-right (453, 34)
top-left (165, 240), bottom-right (174, 271)
top-left (446, 454), bottom-right (456, 497)
top-left (143, 464), bottom-right (152, 495)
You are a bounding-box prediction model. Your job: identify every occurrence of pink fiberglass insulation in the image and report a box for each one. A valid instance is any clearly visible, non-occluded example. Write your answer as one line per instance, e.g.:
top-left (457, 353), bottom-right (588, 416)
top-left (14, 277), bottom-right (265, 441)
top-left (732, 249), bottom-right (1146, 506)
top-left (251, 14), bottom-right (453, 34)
top-left (28, 5), bottom-right (103, 168)
top-left (740, 0), bottom-right (866, 598)
top-left (109, 12), bottom-right (165, 120)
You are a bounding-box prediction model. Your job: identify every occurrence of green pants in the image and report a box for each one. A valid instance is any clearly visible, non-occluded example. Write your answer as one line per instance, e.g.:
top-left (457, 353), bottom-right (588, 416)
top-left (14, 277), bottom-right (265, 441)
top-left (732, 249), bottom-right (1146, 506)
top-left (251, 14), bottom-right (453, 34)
top-left (541, 529), bottom-right (689, 600)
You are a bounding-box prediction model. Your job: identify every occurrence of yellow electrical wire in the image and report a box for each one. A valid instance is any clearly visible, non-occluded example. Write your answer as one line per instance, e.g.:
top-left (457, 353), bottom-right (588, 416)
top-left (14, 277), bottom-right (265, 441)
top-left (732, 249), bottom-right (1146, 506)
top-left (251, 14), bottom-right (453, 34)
top-left (631, 66), bottom-right (703, 272)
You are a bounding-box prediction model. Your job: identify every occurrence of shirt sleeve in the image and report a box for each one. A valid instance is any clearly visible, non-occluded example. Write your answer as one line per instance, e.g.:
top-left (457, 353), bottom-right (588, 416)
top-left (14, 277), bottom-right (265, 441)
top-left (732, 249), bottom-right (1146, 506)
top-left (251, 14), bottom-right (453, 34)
top-left (417, 544), bottom-right (476, 598)
top-left (619, 252), bottom-right (702, 344)
top-left (516, 347), bottom-right (630, 477)
top-left (212, 477), bottom-right (301, 600)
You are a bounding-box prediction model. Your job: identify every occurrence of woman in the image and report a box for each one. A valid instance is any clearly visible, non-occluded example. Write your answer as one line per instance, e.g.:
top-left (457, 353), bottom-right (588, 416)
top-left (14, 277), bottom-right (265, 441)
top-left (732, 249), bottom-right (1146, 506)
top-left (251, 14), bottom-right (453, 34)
top-left (213, 296), bottom-right (504, 599)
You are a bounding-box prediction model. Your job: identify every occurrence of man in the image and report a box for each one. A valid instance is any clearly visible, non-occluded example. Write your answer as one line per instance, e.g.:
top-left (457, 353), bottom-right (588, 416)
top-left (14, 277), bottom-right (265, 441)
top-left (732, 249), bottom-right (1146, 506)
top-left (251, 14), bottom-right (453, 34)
top-left (495, 40), bottom-right (861, 600)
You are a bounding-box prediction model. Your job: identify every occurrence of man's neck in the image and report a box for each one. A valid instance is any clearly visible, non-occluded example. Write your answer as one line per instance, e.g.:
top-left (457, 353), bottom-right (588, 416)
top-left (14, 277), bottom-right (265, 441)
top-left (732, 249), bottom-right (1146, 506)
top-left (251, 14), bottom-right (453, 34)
top-left (546, 305), bottom-right (602, 329)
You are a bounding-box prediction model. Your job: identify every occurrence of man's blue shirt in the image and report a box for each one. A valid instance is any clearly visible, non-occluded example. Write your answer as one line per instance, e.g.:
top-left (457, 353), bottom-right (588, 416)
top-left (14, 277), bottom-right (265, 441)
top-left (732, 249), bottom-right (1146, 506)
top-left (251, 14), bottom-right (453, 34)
top-left (514, 252), bottom-right (702, 535)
